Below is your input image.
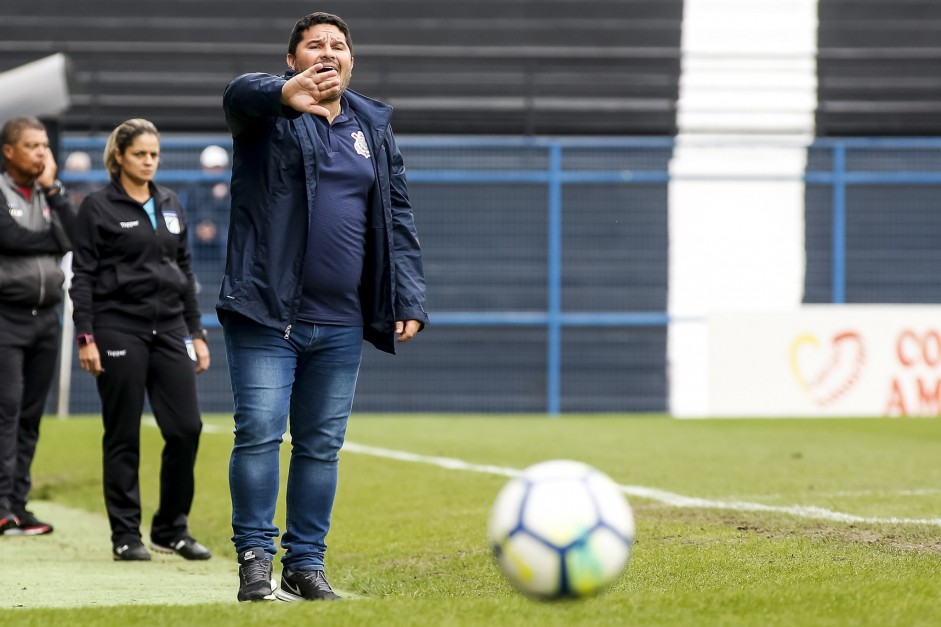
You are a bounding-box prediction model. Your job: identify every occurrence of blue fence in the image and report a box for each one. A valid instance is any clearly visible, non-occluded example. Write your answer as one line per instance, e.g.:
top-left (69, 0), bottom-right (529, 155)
top-left (53, 136), bottom-right (941, 415)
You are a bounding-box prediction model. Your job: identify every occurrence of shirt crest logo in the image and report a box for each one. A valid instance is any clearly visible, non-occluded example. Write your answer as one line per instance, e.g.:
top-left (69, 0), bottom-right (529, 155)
top-left (163, 211), bottom-right (181, 234)
top-left (351, 131), bottom-right (371, 159)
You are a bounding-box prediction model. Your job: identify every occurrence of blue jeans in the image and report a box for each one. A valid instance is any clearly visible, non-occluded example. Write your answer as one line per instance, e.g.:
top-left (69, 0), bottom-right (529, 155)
top-left (222, 314), bottom-right (363, 571)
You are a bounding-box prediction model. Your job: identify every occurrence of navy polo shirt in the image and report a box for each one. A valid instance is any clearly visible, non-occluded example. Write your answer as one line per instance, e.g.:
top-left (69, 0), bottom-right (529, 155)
top-left (297, 99), bottom-right (376, 325)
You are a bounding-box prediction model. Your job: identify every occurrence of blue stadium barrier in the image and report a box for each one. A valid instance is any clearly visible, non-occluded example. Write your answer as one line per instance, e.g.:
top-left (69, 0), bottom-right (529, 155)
top-left (52, 136), bottom-right (941, 415)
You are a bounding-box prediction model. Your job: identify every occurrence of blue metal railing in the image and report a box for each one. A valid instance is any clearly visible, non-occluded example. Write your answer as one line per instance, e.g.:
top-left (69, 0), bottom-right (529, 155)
top-left (60, 136), bottom-right (941, 414)
top-left (831, 143), bottom-right (847, 305)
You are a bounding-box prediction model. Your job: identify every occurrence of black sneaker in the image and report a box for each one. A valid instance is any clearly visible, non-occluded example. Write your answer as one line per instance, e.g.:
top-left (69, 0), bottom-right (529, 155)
top-left (113, 542), bottom-right (152, 561)
top-left (150, 536), bottom-right (212, 560)
top-left (237, 548), bottom-right (277, 602)
top-left (7, 510), bottom-right (53, 536)
top-left (0, 513), bottom-right (20, 535)
top-left (275, 567), bottom-right (341, 601)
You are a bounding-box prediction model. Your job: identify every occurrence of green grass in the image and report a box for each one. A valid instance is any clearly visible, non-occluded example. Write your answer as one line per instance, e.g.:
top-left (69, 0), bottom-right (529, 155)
top-left (7, 414), bottom-right (941, 625)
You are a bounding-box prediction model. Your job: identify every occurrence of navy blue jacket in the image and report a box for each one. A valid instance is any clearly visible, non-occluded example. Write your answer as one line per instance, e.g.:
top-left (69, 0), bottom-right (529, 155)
top-left (219, 72), bottom-right (428, 354)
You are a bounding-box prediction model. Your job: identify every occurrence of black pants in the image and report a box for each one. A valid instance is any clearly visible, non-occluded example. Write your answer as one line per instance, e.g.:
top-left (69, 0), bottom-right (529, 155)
top-left (0, 305), bottom-right (60, 516)
top-left (94, 325), bottom-right (202, 547)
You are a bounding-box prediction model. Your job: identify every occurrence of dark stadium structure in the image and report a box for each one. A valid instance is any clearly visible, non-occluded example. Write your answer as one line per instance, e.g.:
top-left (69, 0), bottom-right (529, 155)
top-left (1, 0), bottom-right (683, 136)
top-left (5, 0), bottom-right (941, 136)
top-left (6, 0), bottom-right (941, 414)
top-left (816, 0), bottom-right (941, 136)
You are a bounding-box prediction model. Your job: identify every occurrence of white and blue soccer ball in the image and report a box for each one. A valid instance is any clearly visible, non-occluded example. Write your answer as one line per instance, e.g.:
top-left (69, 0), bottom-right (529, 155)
top-left (488, 459), bottom-right (635, 600)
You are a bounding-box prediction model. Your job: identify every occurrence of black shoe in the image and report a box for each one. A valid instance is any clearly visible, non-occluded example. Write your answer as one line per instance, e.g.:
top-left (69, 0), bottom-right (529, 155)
top-left (275, 567), bottom-right (341, 601)
top-left (7, 510), bottom-right (53, 536)
top-left (237, 548), bottom-right (276, 602)
top-left (150, 536), bottom-right (212, 560)
top-left (113, 542), bottom-right (152, 561)
top-left (0, 513), bottom-right (20, 535)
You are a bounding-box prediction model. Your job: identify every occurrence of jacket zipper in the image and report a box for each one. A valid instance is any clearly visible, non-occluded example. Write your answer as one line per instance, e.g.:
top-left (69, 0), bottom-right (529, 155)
top-left (139, 196), bottom-right (162, 333)
top-left (284, 324), bottom-right (292, 339)
top-left (36, 257), bottom-right (46, 307)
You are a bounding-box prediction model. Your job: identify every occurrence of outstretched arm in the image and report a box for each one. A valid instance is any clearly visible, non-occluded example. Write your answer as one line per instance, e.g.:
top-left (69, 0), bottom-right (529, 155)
top-left (224, 65), bottom-right (341, 137)
top-left (224, 73), bottom-right (298, 137)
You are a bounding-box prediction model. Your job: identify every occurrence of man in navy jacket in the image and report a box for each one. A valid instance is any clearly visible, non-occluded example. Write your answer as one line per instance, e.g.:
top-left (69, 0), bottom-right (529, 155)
top-left (220, 12), bottom-right (427, 603)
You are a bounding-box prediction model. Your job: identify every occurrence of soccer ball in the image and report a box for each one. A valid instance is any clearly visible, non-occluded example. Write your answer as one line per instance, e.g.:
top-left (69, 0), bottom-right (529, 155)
top-left (487, 459), bottom-right (635, 600)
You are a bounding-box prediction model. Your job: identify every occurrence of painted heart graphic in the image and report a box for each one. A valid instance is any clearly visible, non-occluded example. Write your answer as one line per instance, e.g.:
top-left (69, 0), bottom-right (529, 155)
top-left (789, 331), bottom-right (866, 407)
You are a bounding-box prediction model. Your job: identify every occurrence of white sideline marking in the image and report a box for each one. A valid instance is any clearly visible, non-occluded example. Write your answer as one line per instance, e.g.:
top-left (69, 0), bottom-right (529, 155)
top-left (730, 488), bottom-right (941, 500)
top-left (341, 442), bottom-right (941, 528)
top-left (810, 488), bottom-right (941, 497)
top-left (151, 420), bottom-right (941, 528)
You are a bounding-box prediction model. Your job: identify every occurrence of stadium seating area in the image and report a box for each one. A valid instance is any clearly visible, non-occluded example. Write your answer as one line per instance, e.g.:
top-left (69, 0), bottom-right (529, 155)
top-left (1, 0), bottom-right (683, 135)
top-left (6, 0), bottom-right (941, 135)
top-left (817, 0), bottom-right (941, 135)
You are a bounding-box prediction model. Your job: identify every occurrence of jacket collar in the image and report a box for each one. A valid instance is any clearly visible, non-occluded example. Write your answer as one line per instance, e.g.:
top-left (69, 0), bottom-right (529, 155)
top-left (1, 170), bottom-right (40, 194)
top-left (105, 178), bottom-right (168, 204)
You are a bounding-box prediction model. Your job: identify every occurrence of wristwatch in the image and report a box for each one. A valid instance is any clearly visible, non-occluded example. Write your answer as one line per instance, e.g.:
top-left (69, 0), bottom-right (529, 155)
top-left (76, 334), bottom-right (95, 347)
top-left (195, 329), bottom-right (209, 341)
top-left (41, 179), bottom-right (65, 197)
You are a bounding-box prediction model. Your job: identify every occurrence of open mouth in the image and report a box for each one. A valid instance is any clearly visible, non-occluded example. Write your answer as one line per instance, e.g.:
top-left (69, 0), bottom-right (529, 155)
top-left (317, 65), bottom-right (336, 74)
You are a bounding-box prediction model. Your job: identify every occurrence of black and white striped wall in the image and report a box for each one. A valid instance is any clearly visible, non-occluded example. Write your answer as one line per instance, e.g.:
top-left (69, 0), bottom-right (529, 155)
top-left (667, 0), bottom-right (819, 416)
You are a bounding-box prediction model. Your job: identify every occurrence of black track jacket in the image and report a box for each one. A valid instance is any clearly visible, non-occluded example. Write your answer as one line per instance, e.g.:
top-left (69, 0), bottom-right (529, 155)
top-left (69, 180), bottom-right (202, 337)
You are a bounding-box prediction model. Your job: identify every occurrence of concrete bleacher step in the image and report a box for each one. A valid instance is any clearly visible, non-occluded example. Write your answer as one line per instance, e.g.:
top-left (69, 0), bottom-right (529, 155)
top-left (0, 0), bottom-right (683, 135)
top-left (817, 0), bottom-right (941, 135)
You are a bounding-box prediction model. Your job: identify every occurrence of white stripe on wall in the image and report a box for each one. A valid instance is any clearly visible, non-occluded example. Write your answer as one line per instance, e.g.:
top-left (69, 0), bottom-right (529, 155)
top-left (668, 0), bottom-right (819, 417)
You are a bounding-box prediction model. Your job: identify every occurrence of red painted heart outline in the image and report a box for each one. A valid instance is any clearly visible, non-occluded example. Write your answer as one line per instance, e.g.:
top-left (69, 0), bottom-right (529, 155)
top-left (789, 331), bottom-right (866, 407)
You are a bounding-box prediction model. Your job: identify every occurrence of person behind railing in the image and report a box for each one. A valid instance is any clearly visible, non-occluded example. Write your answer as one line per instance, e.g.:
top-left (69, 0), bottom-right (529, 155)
top-left (181, 145), bottom-right (230, 266)
top-left (179, 145), bottom-right (230, 310)
top-left (68, 118), bottom-right (213, 562)
top-left (62, 150), bottom-right (96, 207)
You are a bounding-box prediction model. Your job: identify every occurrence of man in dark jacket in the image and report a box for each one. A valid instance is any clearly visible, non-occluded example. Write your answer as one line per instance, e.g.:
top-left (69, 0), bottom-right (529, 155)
top-left (0, 116), bottom-right (74, 536)
top-left (220, 12), bottom-right (428, 603)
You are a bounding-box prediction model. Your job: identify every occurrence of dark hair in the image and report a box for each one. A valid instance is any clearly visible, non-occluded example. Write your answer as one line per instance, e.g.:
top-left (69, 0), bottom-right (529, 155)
top-left (103, 118), bottom-right (159, 178)
top-left (288, 12), bottom-right (352, 56)
top-left (1, 116), bottom-right (45, 147)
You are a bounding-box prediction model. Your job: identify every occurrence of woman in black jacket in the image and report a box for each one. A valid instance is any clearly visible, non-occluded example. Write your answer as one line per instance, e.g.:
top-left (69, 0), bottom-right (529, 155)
top-left (69, 118), bottom-right (212, 562)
